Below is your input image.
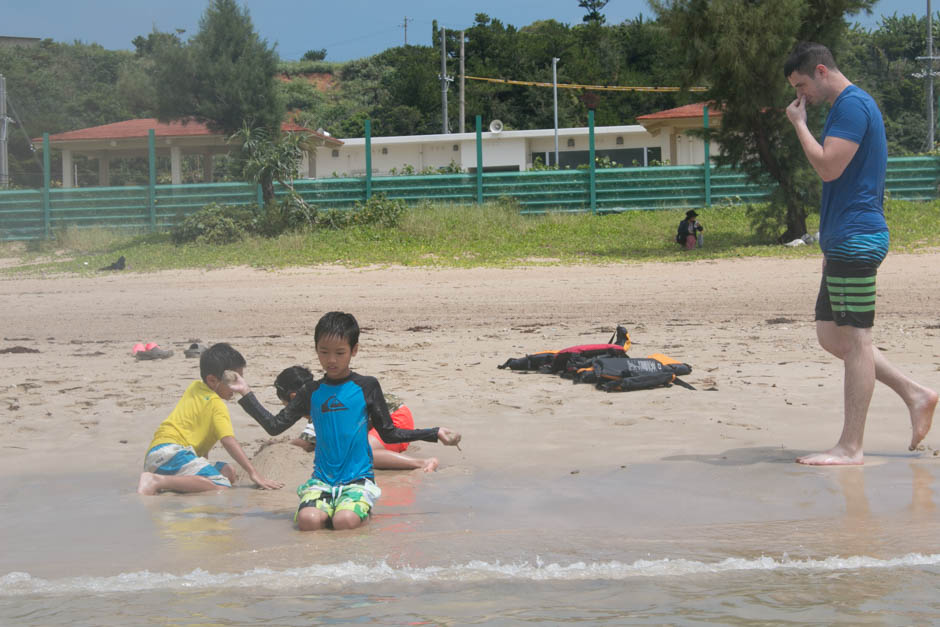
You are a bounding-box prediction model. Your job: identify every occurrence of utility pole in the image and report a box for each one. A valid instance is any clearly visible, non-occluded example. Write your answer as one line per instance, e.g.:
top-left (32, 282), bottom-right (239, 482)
top-left (459, 30), bottom-right (465, 133)
top-left (916, 0), bottom-right (939, 150)
top-left (0, 74), bottom-right (9, 188)
top-left (552, 58), bottom-right (560, 168)
top-left (439, 26), bottom-right (452, 134)
top-left (930, 0), bottom-right (935, 150)
top-left (402, 16), bottom-right (411, 46)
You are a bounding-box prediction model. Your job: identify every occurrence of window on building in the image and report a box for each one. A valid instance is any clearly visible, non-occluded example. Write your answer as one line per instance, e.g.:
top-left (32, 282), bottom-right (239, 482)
top-left (465, 165), bottom-right (521, 173)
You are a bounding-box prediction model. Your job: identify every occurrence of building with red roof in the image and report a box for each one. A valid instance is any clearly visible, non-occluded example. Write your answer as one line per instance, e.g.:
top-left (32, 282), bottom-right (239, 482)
top-left (636, 102), bottom-right (720, 166)
top-left (32, 118), bottom-right (342, 188)
top-left (32, 103), bottom-right (716, 187)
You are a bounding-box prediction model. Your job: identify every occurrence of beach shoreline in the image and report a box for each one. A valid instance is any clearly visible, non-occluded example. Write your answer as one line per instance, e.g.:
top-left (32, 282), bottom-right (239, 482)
top-left (2, 254), bottom-right (940, 623)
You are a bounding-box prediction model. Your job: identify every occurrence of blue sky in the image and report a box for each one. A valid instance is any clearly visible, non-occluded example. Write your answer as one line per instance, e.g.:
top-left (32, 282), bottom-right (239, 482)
top-left (2, 0), bottom-right (930, 62)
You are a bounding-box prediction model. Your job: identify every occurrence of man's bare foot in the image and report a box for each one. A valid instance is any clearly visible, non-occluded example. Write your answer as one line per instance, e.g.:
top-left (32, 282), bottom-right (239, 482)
top-left (908, 387), bottom-right (938, 451)
top-left (421, 457), bottom-right (439, 473)
top-left (796, 448), bottom-right (863, 466)
top-left (137, 472), bottom-right (160, 495)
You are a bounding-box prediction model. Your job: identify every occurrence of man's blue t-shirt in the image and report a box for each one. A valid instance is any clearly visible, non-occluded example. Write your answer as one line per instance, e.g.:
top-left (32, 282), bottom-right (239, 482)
top-left (818, 84), bottom-right (888, 253)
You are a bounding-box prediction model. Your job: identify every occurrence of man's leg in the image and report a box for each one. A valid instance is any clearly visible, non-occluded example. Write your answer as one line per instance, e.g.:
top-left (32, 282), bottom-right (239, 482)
top-left (869, 348), bottom-right (937, 450)
top-left (798, 321), bottom-right (874, 465)
top-left (806, 320), bottom-right (938, 464)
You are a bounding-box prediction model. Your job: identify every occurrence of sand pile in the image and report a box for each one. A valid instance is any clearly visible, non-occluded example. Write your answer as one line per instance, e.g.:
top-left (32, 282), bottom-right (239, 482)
top-left (239, 440), bottom-right (312, 487)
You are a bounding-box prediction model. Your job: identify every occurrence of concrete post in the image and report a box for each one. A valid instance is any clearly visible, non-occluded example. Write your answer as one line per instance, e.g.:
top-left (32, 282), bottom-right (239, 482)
top-left (170, 145), bottom-right (182, 185)
top-left (203, 153), bottom-right (214, 182)
top-left (62, 149), bottom-right (73, 188)
top-left (98, 155), bottom-right (110, 187)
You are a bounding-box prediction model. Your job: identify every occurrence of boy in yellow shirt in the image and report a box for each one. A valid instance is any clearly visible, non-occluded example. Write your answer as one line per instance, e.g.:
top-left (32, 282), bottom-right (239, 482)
top-left (137, 342), bottom-right (283, 495)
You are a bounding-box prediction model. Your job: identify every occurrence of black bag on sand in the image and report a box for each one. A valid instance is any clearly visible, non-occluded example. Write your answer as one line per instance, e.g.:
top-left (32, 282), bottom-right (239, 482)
top-left (568, 355), bottom-right (694, 392)
top-left (497, 325), bottom-right (631, 373)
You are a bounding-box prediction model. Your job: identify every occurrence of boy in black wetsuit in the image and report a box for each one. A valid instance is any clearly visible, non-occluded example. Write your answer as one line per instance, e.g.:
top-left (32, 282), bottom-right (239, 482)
top-left (231, 311), bottom-right (462, 531)
top-left (276, 365), bottom-right (441, 472)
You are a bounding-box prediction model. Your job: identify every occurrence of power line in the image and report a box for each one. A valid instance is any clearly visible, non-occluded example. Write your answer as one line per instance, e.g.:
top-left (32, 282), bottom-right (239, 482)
top-left (464, 75), bottom-right (707, 93)
top-left (319, 26), bottom-right (401, 52)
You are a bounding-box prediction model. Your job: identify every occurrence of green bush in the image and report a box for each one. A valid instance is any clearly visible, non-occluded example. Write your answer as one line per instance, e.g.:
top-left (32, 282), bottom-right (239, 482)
top-left (176, 194), bottom-right (406, 240)
top-left (253, 195), bottom-right (319, 237)
top-left (349, 193), bottom-right (405, 228)
top-left (252, 194), bottom-right (404, 235)
top-left (312, 208), bottom-right (351, 230)
top-left (171, 203), bottom-right (256, 245)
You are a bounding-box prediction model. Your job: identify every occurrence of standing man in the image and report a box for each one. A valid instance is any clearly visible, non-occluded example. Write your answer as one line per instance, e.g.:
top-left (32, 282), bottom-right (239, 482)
top-left (784, 41), bottom-right (937, 465)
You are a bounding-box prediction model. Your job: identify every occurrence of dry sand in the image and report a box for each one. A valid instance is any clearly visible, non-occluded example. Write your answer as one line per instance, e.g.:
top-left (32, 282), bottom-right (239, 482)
top-left (2, 254), bottom-right (939, 493)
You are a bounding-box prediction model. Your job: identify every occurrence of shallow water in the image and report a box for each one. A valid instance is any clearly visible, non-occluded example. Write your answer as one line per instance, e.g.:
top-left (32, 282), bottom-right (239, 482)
top-left (2, 458), bottom-right (940, 624)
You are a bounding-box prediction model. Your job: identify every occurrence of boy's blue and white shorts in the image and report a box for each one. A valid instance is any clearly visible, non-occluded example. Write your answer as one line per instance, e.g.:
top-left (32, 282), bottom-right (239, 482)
top-left (143, 443), bottom-right (232, 487)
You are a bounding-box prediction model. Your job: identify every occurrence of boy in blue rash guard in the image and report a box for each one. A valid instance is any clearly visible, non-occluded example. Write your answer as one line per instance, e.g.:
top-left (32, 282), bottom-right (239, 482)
top-left (784, 42), bottom-right (937, 466)
top-left (233, 312), bottom-right (462, 531)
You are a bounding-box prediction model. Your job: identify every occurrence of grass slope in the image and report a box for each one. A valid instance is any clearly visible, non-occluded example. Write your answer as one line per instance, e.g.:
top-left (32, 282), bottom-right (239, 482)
top-left (1, 199), bottom-right (937, 276)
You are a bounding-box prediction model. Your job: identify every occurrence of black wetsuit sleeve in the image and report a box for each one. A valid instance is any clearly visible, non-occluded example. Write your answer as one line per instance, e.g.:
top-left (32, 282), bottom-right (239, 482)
top-left (355, 374), bottom-right (439, 444)
top-left (237, 382), bottom-right (313, 436)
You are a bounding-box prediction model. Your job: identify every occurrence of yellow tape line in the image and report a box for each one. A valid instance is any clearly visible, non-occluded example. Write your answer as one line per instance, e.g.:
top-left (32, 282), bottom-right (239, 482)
top-left (464, 75), bottom-right (707, 93)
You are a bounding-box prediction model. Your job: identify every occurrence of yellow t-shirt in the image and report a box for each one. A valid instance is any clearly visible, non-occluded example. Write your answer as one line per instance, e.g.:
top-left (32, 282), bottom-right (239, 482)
top-left (148, 381), bottom-right (235, 458)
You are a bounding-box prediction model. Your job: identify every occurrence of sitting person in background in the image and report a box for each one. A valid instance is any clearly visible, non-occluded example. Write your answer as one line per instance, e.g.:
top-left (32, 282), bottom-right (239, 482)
top-left (275, 365), bottom-right (440, 472)
top-left (676, 209), bottom-right (704, 249)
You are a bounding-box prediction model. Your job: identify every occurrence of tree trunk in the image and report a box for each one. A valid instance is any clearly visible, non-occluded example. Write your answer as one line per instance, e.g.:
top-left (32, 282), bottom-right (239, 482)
top-left (752, 127), bottom-right (808, 243)
top-left (781, 194), bottom-right (808, 244)
top-left (260, 175), bottom-right (275, 206)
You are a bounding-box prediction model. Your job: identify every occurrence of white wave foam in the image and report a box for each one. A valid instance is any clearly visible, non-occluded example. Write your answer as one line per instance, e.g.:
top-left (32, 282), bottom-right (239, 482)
top-left (3, 553), bottom-right (940, 596)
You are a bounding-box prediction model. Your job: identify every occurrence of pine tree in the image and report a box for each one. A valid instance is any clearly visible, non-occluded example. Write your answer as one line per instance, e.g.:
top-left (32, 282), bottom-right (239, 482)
top-left (152, 0), bottom-right (282, 134)
top-left (651, 0), bottom-right (876, 242)
top-left (578, 0), bottom-right (609, 25)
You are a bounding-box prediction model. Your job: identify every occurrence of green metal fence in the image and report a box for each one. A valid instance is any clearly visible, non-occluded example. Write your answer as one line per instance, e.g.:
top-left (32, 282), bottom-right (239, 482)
top-left (1, 156), bottom-right (937, 241)
top-left (0, 182), bottom-right (260, 240)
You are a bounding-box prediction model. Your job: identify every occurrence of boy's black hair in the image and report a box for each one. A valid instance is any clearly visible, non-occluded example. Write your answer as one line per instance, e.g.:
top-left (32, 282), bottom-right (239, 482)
top-left (784, 41), bottom-right (837, 78)
top-left (274, 365), bottom-right (313, 401)
top-left (199, 342), bottom-right (246, 381)
top-left (314, 311), bottom-right (360, 349)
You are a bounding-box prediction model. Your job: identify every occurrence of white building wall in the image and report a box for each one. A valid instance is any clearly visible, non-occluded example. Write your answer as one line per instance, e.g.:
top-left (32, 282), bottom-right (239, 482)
top-left (371, 144), bottom-right (425, 174)
top-left (462, 136), bottom-right (527, 171)
top-left (313, 125), bottom-right (712, 178)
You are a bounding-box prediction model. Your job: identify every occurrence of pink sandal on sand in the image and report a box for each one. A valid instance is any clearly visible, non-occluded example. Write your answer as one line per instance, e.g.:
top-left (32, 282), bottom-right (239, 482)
top-left (135, 343), bottom-right (174, 360)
